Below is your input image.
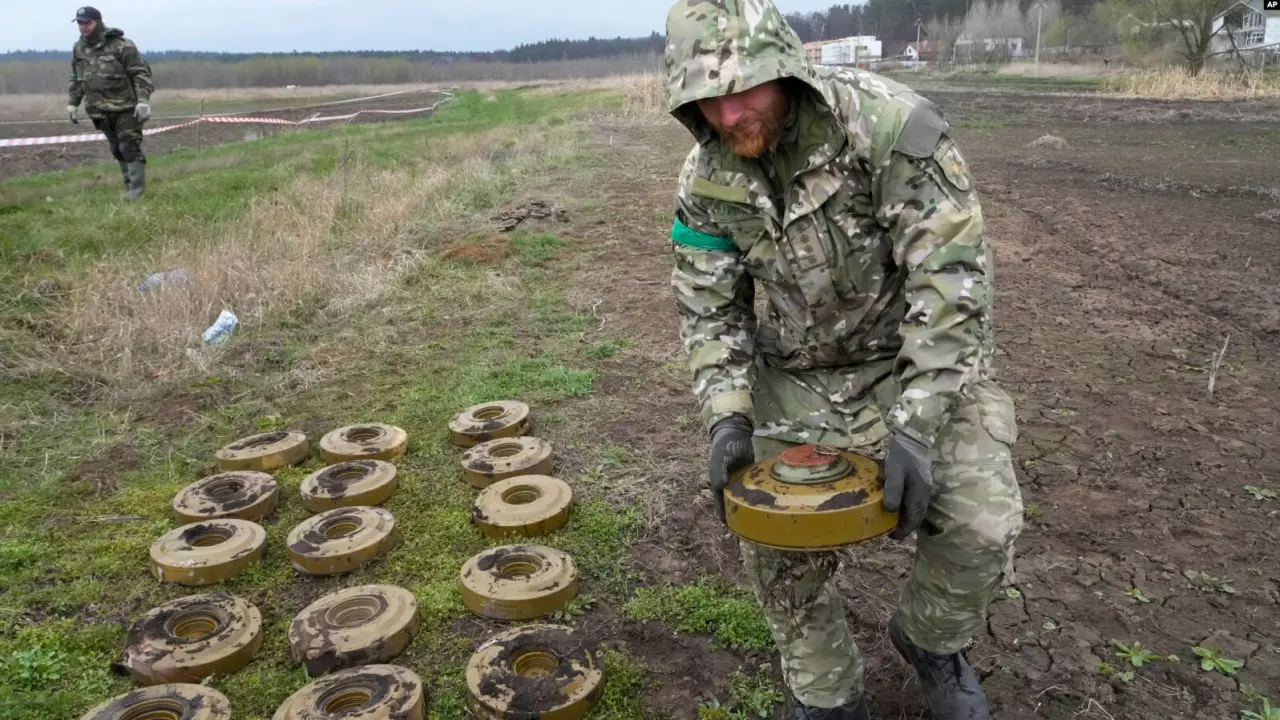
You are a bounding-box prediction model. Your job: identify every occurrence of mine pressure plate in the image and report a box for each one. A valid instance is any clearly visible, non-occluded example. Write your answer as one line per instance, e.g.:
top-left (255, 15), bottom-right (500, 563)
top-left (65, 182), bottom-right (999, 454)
top-left (272, 664), bottom-right (425, 720)
top-left (119, 592), bottom-right (264, 686)
top-left (299, 460), bottom-right (399, 513)
top-left (286, 506), bottom-right (398, 576)
top-left (79, 683), bottom-right (232, 720)
top-left (288, 584), bottom-right (420, 677)
top-left (318, 424), bottom-right (409, 464)
top-left (460, 437), bottom-right (554, 489)
top-left (724, 445), bottom-right (898, 551)
top-left (171, 471), bottom-right (280, 524)
top-left (448, 401), bottom-right (532, 448)
top-left (466, 624), bottom-right (604, 720)
top-left (215, 431), bottom-right (310, 473)
top-left (471, 475), bottom-right (573, 539)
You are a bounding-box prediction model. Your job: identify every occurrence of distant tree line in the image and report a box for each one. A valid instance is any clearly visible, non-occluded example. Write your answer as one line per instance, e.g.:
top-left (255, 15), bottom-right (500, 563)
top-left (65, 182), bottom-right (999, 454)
top-left (0, 33), bottom-right (668, 94)
top-left (0, 33), bottom-right (665, 66)
top-left (0, 54), bottom-right (661, 95)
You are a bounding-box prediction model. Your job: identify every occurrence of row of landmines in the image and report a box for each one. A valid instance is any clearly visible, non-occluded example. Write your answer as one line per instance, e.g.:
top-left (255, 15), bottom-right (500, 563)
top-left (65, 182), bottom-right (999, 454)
top-left (79, 400), bottom-right (603, 720)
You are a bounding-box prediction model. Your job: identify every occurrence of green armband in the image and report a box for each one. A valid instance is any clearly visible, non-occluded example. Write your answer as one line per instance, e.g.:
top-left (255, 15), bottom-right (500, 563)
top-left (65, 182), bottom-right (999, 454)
top-left (671, 219), bottom-right (738, 254)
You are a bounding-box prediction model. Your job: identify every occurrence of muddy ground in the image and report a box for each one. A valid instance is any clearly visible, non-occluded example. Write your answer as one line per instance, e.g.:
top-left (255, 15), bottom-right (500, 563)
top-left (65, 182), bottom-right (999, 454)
top-left (0, 90), bottom-right (444, 182)
top-left (543, 88), bottom-right (1280, 718)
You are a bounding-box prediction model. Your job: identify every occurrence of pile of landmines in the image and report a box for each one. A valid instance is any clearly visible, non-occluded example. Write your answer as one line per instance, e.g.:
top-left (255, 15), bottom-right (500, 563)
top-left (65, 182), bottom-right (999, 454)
top-left (80, 401), bottom-right (603, 720)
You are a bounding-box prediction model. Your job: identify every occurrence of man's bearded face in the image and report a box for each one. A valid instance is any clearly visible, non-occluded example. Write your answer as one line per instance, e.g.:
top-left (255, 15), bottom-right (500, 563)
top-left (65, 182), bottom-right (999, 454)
top-left (696, 80), bottom-right (789, 159)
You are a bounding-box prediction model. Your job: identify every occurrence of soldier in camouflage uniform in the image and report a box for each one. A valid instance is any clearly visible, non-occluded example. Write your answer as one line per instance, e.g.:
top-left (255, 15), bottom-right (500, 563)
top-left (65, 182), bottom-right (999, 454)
top-left (664, 2), bottom-right (1023, 718)
top-left (68, 6), bottom-right (154, 200)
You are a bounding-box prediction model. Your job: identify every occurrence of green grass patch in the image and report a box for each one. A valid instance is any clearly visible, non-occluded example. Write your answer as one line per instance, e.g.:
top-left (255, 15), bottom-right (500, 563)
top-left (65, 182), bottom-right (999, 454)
top-left (511, 232), bottom-right (569, 265)
top-left (588, 338), bottom-right (634, 359)
top-left (592, 648), bottom-right (655, 719)
top-left (698, 666), bottom-right (785, 719)
top-left (624, 582), bottom-right (772, 651)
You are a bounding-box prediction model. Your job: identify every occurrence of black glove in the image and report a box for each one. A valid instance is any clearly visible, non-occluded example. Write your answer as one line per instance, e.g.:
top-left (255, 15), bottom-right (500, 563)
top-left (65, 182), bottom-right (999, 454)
top-left (882, 433), bottom-right (934, 540)
top-left (708, 414), bottom-right (755, 523)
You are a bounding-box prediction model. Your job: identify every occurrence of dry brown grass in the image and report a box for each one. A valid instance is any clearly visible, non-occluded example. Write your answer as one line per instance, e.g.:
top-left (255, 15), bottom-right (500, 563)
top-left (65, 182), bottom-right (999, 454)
top-left (47, 124), bottom-right (579, 383)
top-left (619, 72), bottom-right (667, 119)
top-left (1101, 67), bottom-right (1280, 100)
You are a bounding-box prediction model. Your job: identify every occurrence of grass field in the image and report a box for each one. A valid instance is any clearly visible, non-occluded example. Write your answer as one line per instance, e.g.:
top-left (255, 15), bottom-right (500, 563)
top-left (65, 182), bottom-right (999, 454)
top-left (3, 74), bottom-right (1279, 720)
top-left (0, 84), bottom-right (768, 719)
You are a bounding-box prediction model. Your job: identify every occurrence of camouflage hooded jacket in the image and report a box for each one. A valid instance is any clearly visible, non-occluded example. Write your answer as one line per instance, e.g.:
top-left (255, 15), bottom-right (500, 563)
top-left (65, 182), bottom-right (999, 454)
top-left (69, 27), bottom-right (153, 117)
top-left (666, 0), bottom-right (994, 448)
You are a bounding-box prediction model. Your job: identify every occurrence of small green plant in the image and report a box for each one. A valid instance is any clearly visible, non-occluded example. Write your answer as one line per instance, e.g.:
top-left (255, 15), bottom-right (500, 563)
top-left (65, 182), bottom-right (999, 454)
top-left (1098, 661), bottom-right (1135, 685)
top-left (5, 646), bottom-right (65, 689)
top-left (1242, 699), bottom-right (1280, 720)
top-left (1184, 570), bottom-right (1236, 595)
top-left (551, 595), bottom-right (597, 623)
top-left (1125, 587), bottom-right (1152, 603)
top-left (587, 338), bottom-right (633, 359)
top-left (1004, 587), bottom-right (1023, 600)
top-left (1023, 503), bottom-right (1043, 520)
top-left (1113, 639), bottom-right (1161, 667)
top-left (255, 414), bottom-right (285, 431)
top-left (698, 699), bottom-right (734, 720)
top-left (1194, 646), bottom-right (1244, 676)
top-left (1245, 486), bottom-right (1279, 502)
top-left (729, 668), bottom-right (784, 718)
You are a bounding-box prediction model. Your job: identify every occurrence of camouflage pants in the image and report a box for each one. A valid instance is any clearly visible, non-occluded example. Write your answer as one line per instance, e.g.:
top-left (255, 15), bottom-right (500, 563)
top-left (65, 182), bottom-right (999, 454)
top-left (91, 111), bottom-right (146, 164)
top-left (741, 365), bottom-right (1023, 708)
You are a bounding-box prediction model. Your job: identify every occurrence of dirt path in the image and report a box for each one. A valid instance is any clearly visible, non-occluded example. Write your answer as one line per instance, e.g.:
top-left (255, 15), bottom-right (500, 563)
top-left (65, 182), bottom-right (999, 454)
top-left (555, 92), bottom-right (1280, 718)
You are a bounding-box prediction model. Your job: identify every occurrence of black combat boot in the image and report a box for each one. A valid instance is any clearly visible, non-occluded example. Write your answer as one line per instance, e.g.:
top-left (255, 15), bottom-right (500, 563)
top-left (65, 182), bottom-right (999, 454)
top-left (124, 160), bottom-right (146, 201)
top-left (117, 160), bottom-right (130, 192)
top-left (888, 615), bottom-right (990, 719)
top-left (789, 695), bottom-right (872, 719)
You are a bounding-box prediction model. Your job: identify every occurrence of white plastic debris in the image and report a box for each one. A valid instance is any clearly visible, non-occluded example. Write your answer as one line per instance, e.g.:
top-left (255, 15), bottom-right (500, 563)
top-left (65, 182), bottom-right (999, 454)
top-left (202, 310), bottom-right (239, 344)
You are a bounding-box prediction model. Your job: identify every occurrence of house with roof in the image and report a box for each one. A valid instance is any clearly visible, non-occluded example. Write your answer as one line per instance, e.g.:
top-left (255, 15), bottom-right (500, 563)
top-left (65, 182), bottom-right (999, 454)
top-left (1211, 0), bottom-right (1280, 55)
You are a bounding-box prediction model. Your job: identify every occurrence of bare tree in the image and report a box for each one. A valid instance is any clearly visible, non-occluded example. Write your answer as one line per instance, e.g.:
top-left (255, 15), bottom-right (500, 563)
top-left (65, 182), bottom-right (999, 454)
top-left (1140, 0), bottom-right (1233, 75)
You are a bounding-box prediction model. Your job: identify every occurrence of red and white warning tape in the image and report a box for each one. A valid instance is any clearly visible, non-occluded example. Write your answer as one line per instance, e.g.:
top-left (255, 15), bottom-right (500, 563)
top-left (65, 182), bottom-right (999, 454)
top-left (0, 92), bottom-right (453, 149)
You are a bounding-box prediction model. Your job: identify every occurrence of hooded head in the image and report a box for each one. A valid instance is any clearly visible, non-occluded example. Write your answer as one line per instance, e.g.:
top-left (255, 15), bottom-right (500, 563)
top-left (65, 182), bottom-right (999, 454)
top-left (664, 0), bottom-right (827, 145)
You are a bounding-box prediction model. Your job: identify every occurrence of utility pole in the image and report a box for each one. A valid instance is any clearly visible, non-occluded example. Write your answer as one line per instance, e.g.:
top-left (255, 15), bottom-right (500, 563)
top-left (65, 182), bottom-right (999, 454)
top-left (915, 16), bottom-right (923, 70)
top-left (1034, 1), bottom-right (1044, 74)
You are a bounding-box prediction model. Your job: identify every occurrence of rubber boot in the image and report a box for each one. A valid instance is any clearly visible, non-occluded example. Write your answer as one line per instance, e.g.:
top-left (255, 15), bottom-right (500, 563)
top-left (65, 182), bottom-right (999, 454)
top-left (117, 161), bottom-right (130, 192)
top-left (124, 161), bottom-right (145, 201)
top-left (789, 695), bottom-right (872, 720)
top-left (889, 615), bottom-right (990, 720)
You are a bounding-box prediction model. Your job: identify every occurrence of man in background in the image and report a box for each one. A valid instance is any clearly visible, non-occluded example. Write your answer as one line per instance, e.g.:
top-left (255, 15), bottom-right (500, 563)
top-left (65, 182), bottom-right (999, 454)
top-left (68, 6), bottom-right (154, 200)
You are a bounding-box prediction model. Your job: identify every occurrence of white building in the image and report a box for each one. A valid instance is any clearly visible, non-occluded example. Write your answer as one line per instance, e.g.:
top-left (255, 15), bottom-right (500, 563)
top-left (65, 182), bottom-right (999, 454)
top-left (954, 34), bottom-right (1028, 60)
top-left (1211, 0), bottom-right (1280, 54)
top-left (819, 36), bottom-right (883, 66)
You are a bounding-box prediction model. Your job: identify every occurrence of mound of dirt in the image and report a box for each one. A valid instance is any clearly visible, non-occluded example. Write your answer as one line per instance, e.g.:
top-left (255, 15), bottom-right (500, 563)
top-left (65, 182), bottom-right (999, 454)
top-left (1030, 134), bottom-right (1069, 150)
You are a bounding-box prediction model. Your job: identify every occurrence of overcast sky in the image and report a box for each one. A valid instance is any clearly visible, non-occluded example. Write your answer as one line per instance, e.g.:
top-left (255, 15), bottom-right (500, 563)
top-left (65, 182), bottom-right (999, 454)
top-left (3, 1), bottom-right (844, 54)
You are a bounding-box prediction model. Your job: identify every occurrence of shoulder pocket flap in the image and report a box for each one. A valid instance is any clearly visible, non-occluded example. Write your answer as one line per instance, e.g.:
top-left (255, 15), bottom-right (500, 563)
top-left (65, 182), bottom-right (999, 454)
top-left (933, 138), bottom-right (972, 193)
top-left (691, 177), bottom-right (750, 205)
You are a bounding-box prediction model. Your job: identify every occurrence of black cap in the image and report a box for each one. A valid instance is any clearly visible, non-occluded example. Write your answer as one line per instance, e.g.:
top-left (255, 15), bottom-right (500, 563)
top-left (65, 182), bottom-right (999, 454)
top-left (73, 6), bottom-right (102, 22)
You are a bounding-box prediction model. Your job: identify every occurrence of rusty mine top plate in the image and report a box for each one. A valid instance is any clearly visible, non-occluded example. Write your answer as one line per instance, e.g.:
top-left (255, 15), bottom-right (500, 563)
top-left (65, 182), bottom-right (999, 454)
top-left (724, 445), bottom-right (899, 551)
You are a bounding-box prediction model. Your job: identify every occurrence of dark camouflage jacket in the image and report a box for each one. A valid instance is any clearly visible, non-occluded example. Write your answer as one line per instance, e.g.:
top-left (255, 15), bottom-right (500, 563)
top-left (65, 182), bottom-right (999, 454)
top-left (666, 0), bottom-right (994, 448)
top-left (69, 27), bottom-right (153, 117)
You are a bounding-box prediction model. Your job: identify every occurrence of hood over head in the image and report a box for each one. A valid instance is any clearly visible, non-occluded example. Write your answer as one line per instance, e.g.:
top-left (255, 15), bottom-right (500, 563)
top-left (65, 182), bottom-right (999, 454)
top-left (663, 0), bottom-right (833, 140)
